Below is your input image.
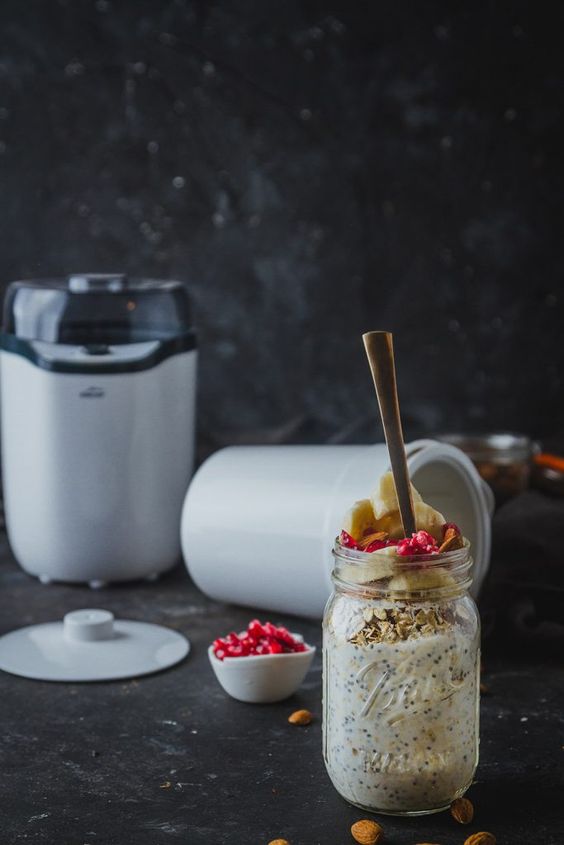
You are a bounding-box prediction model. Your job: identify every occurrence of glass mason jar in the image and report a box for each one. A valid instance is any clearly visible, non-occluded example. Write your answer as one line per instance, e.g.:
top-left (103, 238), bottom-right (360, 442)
top-left (323, 540), bottom-right (480, 816)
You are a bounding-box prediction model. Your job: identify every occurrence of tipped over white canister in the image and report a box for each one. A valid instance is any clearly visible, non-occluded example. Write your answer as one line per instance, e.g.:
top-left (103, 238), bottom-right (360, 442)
top-left (181, 440), bottom-right (494, 618)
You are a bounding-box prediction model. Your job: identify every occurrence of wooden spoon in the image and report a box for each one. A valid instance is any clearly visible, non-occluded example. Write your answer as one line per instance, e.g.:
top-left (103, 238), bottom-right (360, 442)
top-left (362, 331), bottom-right (416, 537)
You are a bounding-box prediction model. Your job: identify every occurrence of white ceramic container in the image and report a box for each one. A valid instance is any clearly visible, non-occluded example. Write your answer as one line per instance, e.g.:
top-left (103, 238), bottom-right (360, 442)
top-left (182, 440), bottom-right (494, 618)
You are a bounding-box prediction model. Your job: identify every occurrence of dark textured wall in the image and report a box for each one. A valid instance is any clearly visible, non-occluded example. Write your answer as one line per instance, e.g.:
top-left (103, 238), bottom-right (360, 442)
top-left (1, 1), bottom-right (563, 450)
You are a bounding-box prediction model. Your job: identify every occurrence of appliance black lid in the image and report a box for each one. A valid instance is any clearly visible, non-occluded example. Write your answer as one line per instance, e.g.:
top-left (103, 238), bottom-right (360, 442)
top-left (2, 274), bottom-right (194, 344)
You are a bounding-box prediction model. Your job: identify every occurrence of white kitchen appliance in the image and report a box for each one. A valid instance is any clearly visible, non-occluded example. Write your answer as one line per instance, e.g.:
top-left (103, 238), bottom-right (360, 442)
top-left (0, 274), bottom-right (197, 586)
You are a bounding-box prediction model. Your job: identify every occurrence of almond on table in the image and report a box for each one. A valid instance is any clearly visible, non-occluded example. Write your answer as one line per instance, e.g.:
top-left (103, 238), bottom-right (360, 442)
top-left (464, 834), bottom-right (496, 845)
top-left (350, 818), bottom-right (383, 844)
top-left (450, 796), bottom-right (474, 823)
top-left (288, 709), bottom-right (312, 725)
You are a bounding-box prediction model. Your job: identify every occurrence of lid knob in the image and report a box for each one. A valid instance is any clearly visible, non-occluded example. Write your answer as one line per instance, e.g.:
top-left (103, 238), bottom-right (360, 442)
top-left (67, 274), bottom-right (127, 293)
top-left (64, 609), bottom-right (115, 642)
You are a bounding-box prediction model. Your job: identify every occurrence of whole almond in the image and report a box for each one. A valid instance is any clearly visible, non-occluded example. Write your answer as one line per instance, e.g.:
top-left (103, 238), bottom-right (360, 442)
top-left (451, 797), bottom-right (474, 824)
top-left (288, 709), bottom-right (312, 726)
top-left (464, 833), bottom-right (496, 845)
top-left (268, 840), bottom-right (290, 845)
top-left (351, 819), bottom-right (383, 845)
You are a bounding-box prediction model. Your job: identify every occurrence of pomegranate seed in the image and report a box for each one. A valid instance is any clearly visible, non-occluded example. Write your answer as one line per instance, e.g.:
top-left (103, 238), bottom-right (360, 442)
top-left (397, 530), bottom-right (440, 556)
top-left (339, 530), bottom-right (360, 549)
top-left (211, 619), bottom-right (310, 659)
top-left (247, 619), bottom-right (264, 640)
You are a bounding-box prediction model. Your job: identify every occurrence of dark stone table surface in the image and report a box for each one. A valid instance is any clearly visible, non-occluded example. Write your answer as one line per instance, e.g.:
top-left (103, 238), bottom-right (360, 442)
top-left (0, 533), bottom-right (562, 845)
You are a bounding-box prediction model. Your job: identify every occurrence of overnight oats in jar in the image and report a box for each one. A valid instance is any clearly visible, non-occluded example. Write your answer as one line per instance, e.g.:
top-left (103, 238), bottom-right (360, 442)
top-left (323, 472), bottom-right (480, 815)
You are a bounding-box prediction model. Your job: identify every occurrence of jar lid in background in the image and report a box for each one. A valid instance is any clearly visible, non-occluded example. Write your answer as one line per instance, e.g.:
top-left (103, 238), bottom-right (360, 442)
top-left (435, 432), bottom-right (536, 463)
top-left (435, 432), bottom-right (539, 504)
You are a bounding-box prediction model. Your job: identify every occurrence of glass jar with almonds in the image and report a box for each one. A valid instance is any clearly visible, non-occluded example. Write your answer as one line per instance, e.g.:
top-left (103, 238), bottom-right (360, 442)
top-left (322, 537), bottom-right (480, 816)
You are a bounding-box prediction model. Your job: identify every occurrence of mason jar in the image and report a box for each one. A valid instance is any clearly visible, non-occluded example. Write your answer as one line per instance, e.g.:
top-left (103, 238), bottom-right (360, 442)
top-left (323, 540), bottom-right (480, 815)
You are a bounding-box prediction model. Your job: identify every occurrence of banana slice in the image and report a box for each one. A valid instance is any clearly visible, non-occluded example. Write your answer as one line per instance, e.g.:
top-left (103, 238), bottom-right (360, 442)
top-left (377, 512), bottom-right (407, 539)
top-left (340, 552), bottom-right (395, 585)
top-left (371, 471), bottom-right (422, 520)
top-left (388, 567), bottom-right (455, 593)
top-left (370, 472), bottom-right (446, 540)
top-left (342, 498), bottom-right (378, 541)
top-left (343, 472), bottom-right (445, 544)
top-left (413, 501), bottom-right (446, 541)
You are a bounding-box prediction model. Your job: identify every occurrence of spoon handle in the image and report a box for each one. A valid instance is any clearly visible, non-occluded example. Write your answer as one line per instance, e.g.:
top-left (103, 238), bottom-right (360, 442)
top-left (362, 331), bottom-right (416, 537)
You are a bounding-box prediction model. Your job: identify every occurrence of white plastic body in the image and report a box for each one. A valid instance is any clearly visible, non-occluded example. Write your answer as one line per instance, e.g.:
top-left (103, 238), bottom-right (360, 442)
top-left (0, 346), bottom-right (197, 583)
top-left (181, 440), bottom-right (495, 619)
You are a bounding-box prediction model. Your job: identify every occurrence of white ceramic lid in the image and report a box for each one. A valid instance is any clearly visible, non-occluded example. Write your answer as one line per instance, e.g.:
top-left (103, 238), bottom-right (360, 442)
top-left (0, 608), bottom-right (190, 682)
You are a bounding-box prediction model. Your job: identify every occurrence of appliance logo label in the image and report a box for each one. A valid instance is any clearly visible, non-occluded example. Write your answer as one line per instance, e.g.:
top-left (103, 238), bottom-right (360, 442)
top-left (80, 386), bottom-right (105, 398)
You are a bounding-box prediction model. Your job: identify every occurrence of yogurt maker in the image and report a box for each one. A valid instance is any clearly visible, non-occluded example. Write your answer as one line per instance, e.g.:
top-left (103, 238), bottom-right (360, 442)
top-left (0, 274), bottom-right (197, 586)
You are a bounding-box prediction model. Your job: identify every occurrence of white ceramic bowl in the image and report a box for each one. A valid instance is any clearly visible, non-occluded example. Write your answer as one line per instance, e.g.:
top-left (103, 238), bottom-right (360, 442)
top-left (208, 636), bottom-right (316, 704)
